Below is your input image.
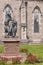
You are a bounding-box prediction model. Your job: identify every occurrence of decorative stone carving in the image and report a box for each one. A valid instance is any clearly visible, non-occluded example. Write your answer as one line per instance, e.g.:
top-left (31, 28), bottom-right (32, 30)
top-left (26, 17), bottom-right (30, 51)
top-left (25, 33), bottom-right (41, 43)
top-left (20, 2), bottom-right (27, 40)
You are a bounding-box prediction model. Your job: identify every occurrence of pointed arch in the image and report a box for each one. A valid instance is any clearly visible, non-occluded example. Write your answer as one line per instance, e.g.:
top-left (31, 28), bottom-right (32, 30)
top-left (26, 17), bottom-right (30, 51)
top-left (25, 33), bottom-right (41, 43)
top-left (33, 6), bottom-right (41, 33)
top-left (3, 4), bottom-right (13, 12)
top-left (32, 6), bottom-right (41, 13)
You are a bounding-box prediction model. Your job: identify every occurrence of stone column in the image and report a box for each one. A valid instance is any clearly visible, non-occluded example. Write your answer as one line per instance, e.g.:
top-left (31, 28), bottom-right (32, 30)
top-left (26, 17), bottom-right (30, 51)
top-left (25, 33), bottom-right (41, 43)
top-left (20, 2), bottom-right (28, 42)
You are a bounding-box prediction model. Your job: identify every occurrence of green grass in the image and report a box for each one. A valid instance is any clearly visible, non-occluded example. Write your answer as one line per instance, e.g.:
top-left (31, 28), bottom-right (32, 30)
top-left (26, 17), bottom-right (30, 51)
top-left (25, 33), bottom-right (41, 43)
top-left (15, 63), bottom-right (43, 65)
top-left (19, 44), bottom-right (43, 65)
top-left (0, 44), bottom-right (4, 53)
top-left (14, 63), bottom-right (43, 65)
top-left (0, 44), bottom-right (43, 65)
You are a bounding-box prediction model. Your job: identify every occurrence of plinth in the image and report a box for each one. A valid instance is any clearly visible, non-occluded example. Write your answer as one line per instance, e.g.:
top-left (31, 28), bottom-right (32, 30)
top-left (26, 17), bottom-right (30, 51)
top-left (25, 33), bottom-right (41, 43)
top-left (1, 38), bottom-right (20, 56)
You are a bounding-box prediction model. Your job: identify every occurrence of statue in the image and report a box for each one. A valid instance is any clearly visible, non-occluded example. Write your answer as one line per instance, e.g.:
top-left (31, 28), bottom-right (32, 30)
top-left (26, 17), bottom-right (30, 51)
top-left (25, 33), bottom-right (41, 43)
top-left (8, 20), bottom-right (17, 38)
top-left (12, 22), bottom-right (17, 37)
top-left (4, 9), bottom-right (17, 38)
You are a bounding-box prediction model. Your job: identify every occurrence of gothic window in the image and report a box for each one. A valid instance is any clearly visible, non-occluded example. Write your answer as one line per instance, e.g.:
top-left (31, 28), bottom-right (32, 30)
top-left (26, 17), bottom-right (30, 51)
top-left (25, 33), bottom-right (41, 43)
top-left (33, 6), bottom-right (41, 33)
top-left (4, 4), bottom-right (13, 25)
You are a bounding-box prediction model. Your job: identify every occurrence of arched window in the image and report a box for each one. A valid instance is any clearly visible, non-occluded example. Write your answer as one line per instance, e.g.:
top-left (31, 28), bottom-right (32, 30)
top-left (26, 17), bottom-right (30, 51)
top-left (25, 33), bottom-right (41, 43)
top-left (33, 6), bottom-right (41, 33)
top-left (4, 4), bottom-right (13, 22)
top-left (3, 4), bottom-right (13, 12)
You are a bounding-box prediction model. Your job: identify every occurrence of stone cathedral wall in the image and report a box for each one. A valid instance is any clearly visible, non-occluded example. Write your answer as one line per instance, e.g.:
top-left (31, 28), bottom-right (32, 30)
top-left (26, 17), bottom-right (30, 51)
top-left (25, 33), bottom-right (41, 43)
top-left (27, 1), bottom-right (43, 43)
top-left (0, 0), bottom-right (43, 43)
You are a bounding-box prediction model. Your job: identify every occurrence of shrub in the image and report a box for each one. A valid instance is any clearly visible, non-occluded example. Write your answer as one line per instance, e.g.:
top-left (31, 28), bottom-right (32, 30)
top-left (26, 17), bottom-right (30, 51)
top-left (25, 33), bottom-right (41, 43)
top-left (20, 48), bottom-right (28, 53)
top-left (25, 53), bottom-right (41, 64)
top-left (12, 56), bottom-right (21, 64)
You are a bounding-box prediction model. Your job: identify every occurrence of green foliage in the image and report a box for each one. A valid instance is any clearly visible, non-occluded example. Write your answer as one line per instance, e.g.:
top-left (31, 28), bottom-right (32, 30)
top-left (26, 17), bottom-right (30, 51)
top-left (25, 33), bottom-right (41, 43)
top-left (12, 57), bottom-right (21, 65)
top-left (19, 44), bottom-right (43, 65)
top-left (25, 53), bottom-right (41, 64)
top-left (19, 48), bottom-right (28, 53)
top-left (19, 44), bottom-right (29, 54)
top-left (0, 44), bottom-right (43, 65)
top-left (0, 45), bottom-right (4, 53)
top-left (12, 61), bottom-right (21, 65)
top-left (0, 59), bottom-right (7, 65)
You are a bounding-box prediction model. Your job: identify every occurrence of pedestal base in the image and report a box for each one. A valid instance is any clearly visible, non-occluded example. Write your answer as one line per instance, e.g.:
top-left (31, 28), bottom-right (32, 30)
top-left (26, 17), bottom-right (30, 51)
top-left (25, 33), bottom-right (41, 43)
top-left (4, 43), bottom-right (20, 56)
top-left (1, 38), bottom-right (20, 56)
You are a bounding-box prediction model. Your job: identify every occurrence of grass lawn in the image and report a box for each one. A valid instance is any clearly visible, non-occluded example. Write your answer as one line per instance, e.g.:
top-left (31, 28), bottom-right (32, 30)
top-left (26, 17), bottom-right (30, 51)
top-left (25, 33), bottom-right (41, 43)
top-left (0, 44), bottom-right (4, 53)
top-left (0, 44), bottom-right (43, 65)
top-left (19, 44), bottom-right (43, 65)
top-left (16, 63), bottom-right (43, 65)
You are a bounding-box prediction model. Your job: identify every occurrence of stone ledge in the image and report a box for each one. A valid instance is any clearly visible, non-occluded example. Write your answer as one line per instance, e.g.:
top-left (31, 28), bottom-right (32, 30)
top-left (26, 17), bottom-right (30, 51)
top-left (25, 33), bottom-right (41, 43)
top-left (0, 38), bottom-right (20, 43)
top-left (20, 39), bottom-right (28, 43)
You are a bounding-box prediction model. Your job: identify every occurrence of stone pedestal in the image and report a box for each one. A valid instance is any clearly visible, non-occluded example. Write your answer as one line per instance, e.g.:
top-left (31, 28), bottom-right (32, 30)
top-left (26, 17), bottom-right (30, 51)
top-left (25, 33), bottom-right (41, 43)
top-left (1, 38), bottom-right (20, 56)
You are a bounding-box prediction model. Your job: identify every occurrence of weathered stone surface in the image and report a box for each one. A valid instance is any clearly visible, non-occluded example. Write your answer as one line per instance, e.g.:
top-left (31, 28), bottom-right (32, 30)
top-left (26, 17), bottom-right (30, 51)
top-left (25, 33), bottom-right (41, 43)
top-left (0, 0), bottom-right (43, 43)
top-left (2, 38), bottom-right (20, 56)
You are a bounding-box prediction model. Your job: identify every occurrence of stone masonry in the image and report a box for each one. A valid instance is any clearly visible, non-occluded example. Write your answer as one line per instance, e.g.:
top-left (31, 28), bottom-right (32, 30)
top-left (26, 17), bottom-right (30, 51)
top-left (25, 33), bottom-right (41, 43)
top-left (0, 0), bottom-right (43, 43)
